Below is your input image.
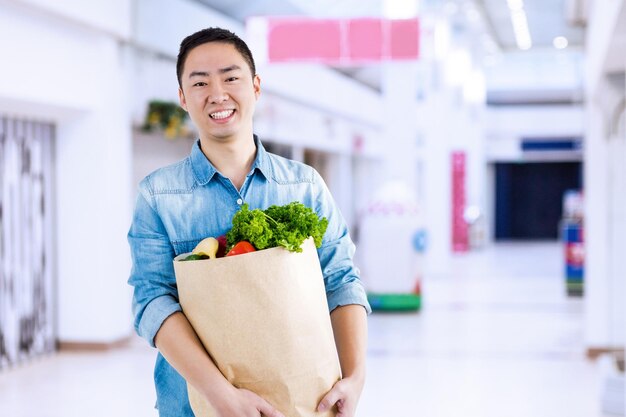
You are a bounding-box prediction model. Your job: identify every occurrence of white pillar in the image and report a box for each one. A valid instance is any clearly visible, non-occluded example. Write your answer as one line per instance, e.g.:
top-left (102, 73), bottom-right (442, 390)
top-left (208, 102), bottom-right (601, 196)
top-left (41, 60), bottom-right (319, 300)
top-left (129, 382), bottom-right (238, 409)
top-left (381, 62), bottom-right (418, 184)
top-left (422, 90), bottom-right (452, 274)
top-left (584, 84), bottom-right (611, 349)
top-left (55, 41), bottom-right (134, 344)
top-left (325, 152), bottom-right (354, 229)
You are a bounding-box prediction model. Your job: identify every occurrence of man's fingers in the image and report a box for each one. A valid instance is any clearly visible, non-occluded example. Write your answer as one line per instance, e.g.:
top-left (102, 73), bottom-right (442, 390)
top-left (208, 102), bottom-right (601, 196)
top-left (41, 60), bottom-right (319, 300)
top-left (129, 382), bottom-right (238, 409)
top-left (239, 389), bottom-right (285, 417)
top-left (317, 387), bottom-right (342, 412)
top-left (256, 397), bottom-right (285, 417)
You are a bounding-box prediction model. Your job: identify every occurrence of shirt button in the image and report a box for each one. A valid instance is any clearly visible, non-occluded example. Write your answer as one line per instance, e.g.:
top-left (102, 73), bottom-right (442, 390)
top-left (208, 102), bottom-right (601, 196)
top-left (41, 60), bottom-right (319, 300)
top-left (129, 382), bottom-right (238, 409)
top-left (237, 198), bottom-right (243, 205)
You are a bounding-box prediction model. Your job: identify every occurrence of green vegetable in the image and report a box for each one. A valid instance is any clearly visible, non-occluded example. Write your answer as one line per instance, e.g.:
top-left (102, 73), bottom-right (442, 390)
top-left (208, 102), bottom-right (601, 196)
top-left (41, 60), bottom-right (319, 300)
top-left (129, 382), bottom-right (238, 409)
top-left (182, 253), bottom-right (209, 261)
top-left (226, 202), bottom-right (328, 253)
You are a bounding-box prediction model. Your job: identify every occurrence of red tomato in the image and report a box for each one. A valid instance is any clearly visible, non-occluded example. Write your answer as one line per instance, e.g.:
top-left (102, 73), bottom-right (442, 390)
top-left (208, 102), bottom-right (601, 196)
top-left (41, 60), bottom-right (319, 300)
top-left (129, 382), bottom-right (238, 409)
top-left (226, 241), bottom-right (256, 257)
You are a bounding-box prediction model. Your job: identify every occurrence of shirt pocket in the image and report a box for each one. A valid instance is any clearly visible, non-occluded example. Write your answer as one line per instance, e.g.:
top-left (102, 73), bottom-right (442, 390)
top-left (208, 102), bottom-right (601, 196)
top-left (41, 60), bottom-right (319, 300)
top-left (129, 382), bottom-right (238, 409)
top-left (171, 239), bottom-right (202, 256)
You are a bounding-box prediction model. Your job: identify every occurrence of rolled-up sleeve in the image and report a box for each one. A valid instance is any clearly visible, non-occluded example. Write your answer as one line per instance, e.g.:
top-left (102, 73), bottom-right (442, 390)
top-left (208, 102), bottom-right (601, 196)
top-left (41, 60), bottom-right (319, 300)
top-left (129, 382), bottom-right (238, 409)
top-left (127, 182), bottom-right (182, 347)
top-left (313, 170), bottom-right (372, 315)
top-left (320, 237), bottom-right (372, 314)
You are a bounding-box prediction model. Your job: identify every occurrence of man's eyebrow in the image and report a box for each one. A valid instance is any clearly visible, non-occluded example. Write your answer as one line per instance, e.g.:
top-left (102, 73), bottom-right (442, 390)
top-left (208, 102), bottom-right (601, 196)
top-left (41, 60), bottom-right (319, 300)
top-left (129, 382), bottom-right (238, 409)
top-left (188, 65), bottom-right (242, 78)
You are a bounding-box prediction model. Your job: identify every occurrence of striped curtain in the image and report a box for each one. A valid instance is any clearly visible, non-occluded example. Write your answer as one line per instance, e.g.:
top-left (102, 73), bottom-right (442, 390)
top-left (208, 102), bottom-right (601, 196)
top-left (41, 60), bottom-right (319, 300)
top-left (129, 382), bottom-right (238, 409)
top-left (0, 116), bottom-right (55, 368)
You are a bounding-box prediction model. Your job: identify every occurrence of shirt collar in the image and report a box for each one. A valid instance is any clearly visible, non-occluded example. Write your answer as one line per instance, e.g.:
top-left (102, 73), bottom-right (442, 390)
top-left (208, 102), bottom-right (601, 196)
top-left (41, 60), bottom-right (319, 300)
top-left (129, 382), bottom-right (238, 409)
top-left (250, 135), bottom-right (272, 181)
top-left (190, 135), bottom-right (272, 185)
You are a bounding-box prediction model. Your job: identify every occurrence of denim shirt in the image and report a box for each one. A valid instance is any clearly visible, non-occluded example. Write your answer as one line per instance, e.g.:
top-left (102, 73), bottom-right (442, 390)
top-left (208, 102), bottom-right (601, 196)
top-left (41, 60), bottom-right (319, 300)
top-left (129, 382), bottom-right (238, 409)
top-left (127, 137), bottom-right (371, 416)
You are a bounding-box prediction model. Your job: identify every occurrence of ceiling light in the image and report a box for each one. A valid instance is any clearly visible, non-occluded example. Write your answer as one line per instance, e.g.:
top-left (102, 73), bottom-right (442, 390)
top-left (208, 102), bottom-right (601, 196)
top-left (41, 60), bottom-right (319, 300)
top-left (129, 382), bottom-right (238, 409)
top-left (383, 0), bottom-right (419, 19)
top-left (463, 69), bottom-right (486, 104)
top-left (434, 19), bottom-right (451, 60)
top-left (507, 0), bottom-right (532, 51)
top-left (553, 36), bottom-right (569, 49)
top-left (506, 0), bottom-right (525, 11)
top-left (445, 49), bottom-right (472, 86)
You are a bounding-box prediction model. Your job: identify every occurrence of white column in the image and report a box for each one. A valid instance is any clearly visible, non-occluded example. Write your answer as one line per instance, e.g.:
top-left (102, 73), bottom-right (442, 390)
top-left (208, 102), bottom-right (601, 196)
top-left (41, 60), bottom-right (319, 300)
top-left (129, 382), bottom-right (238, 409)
top-left (381, 62), bottom-right (418, 184)
top-left (422, 89), bottom-right (452, 274)
top-left (55, 40), bottom-right (134, 344)
top-left (583, 87), bottom-right (611, 348)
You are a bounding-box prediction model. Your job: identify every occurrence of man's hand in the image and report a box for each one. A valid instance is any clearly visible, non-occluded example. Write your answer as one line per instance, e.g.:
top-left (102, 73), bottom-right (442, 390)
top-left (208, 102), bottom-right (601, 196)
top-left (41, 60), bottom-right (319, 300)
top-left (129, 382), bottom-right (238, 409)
top-left (317, 375), bottom-right (364, 417)
top-left (214, 387), bottom-right (286, 417)
top-left (155, 313), bottom-right (284, 417)
top-left (318, 304), bottom-right (368, 417)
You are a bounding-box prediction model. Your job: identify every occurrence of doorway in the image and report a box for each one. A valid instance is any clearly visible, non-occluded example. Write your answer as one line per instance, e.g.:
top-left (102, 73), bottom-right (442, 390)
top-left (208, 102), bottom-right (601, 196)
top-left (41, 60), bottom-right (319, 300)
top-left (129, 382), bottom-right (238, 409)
top-left (494, 161), bottom-right (582, 240)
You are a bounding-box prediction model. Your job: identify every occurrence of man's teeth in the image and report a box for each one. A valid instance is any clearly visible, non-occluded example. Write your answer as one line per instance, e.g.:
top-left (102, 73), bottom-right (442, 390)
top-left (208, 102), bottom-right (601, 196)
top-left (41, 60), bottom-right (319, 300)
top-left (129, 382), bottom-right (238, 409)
top-left (210, 110), bottom-right (234, 119)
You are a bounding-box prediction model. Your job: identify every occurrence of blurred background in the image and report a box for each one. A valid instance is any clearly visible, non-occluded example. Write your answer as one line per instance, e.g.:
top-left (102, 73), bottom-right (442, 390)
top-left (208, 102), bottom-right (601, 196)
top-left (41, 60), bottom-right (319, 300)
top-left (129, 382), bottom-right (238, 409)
top-left (0, 0), bottom-right (625, 416)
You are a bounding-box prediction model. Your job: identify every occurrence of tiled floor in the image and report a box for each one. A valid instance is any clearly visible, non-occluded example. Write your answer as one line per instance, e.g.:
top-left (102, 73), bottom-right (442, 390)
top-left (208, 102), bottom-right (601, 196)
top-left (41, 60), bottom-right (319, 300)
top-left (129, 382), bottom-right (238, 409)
top-left (0, 242), bottom-right (611, 416)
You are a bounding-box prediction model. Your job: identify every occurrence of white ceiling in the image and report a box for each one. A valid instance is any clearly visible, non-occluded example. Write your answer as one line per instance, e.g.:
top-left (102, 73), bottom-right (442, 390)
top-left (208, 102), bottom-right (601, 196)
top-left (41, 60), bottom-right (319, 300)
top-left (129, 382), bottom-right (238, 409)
top-left (193, 0), bottom-right (586, 92)
top-left (196, 0), bottom-right (585, 49)
top-left (478, 0), bottom-right (584, 50)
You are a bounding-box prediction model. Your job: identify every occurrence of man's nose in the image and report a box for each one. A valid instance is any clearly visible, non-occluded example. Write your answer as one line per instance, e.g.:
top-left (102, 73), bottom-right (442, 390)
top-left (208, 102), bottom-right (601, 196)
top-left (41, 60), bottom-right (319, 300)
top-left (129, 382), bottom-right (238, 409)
top-left (208, 83), bottom-right (228, 103)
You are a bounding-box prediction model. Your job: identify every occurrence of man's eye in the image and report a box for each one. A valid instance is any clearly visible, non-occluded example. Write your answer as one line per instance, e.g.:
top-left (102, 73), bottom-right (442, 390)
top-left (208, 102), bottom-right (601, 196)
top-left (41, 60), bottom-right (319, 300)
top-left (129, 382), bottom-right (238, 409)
top-left (225, 77), bottom-right (238, 82)
top-left (193, 82), bottom-right (207, 87)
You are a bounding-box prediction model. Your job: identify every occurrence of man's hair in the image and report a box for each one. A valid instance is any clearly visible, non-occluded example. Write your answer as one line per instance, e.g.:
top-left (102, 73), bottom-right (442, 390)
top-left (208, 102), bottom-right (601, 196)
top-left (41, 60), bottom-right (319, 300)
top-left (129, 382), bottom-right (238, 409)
top-left (176, 27), bottom-right (257, 87)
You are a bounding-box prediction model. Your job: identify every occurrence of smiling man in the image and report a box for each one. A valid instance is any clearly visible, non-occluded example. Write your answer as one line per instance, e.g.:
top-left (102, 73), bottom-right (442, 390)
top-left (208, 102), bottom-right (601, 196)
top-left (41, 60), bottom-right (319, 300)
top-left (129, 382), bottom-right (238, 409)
top-left (128, 27), bottom-right (370, 417)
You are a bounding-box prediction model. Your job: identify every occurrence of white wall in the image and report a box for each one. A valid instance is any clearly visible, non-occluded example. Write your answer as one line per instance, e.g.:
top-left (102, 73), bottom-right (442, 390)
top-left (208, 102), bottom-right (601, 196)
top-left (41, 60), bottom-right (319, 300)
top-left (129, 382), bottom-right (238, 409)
top-left (485, 106), bottom-right (585, 139)
top-left (485, 49), bottom-right (584, 98)
top-left (9, 0), bottom-right (131, 39)
top-left (0, 0), bottom-right (134, 343)
top-left (421, 92), bottom-right (452, 273)
top-left (483, 106), bottom-right (584, 162)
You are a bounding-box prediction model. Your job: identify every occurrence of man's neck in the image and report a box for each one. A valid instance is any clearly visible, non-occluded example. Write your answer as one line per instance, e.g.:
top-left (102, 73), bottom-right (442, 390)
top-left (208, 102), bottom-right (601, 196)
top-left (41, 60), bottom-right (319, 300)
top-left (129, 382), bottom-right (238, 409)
top-left (199, 134), bottom-right (257, 191)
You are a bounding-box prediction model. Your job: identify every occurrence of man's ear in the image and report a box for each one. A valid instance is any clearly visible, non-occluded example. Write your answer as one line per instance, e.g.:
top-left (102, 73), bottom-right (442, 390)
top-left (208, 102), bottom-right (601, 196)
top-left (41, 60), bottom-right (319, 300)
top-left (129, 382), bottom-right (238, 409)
top-left (253, 75), bottom-right (261, 99)
top-left (178, 87), bottom-right (188, 111)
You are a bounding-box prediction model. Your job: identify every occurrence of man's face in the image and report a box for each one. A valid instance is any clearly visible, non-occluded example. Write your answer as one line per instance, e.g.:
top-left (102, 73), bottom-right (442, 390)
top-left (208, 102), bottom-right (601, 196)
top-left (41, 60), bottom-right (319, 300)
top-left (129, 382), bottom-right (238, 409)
top-left (178, 42), bottom-right (260, 143)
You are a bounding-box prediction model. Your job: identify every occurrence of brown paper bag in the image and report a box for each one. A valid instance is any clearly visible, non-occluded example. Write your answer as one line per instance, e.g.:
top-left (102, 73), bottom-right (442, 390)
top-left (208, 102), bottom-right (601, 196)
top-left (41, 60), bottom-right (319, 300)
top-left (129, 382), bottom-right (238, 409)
top-left (173, 237), bottom-right (341, 417)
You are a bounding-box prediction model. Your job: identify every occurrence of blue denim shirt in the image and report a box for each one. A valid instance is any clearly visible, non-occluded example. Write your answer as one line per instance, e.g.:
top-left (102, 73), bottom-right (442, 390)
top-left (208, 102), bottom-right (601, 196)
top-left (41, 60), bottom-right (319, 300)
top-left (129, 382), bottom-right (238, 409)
top-left (127, 137), bottom-right (371, 416)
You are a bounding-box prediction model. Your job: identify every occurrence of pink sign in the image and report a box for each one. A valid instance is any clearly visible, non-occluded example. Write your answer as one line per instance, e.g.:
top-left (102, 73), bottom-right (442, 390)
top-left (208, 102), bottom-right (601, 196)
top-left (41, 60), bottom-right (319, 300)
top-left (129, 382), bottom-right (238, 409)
top-left (267, 19), bottom-right (342, 62)
top-left (347, 19), bottom-right (383, 61)
top-left (390, 19), bottom-right (420, 59)
top-left (451, 151), bottom-right (468, 252)
top-left (265, 17), bottom-right (419, 64)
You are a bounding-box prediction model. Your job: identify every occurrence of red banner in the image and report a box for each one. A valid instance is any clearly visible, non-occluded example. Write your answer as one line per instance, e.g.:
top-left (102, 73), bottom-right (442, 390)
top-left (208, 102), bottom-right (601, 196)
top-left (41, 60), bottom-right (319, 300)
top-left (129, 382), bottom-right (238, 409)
top-left (451, 151), bottom-right (468, 252)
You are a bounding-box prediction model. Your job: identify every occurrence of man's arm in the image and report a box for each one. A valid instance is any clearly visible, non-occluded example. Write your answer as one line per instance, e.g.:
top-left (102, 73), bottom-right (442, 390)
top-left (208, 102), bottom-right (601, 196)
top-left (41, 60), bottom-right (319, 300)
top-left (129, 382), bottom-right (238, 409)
top-left (317, 304), bottom-right (368, 416)
top-left (155, 312), bottom-right (285, 417)
top-left (129, 187), bottom-right (283, 417)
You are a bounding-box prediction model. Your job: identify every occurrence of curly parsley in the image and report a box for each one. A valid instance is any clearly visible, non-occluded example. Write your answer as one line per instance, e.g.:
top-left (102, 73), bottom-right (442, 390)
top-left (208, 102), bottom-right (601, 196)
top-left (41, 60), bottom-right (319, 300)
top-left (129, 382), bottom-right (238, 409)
top-left (226, 202), bottom-right (328, 253)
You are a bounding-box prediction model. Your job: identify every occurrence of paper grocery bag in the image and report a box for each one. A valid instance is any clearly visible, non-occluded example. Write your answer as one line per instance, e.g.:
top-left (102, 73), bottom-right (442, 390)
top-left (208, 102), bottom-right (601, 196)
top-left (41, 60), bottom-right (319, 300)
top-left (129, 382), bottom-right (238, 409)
top-left (173, 238), bottom-right (341, 417)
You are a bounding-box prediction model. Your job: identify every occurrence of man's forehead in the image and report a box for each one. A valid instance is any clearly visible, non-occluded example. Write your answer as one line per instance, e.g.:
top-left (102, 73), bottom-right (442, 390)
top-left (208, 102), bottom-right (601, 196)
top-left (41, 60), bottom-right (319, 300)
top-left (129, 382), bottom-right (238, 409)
top-left (184, 43), bottom-right (249, 74)
top-left (188, 65), bottom-right (242, 79)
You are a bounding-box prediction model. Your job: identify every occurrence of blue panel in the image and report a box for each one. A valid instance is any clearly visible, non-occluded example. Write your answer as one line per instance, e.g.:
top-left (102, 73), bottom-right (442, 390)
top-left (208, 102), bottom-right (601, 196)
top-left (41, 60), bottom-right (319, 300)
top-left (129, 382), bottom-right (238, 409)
top-left (521, 138), bottom-right (582, 151)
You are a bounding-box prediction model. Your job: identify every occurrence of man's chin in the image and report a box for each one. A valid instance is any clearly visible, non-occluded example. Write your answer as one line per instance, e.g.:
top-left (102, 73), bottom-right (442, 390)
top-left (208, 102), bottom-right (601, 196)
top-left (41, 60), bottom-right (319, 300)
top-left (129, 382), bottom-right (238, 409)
top-left (199, 132), bottom-right (239, 144)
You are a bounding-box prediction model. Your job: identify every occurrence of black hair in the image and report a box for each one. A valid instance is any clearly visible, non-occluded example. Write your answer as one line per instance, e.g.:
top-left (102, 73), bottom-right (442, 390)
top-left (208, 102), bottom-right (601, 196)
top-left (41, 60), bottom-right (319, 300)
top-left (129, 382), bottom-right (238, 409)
top-left (176, 27), bottom-right (257, 87)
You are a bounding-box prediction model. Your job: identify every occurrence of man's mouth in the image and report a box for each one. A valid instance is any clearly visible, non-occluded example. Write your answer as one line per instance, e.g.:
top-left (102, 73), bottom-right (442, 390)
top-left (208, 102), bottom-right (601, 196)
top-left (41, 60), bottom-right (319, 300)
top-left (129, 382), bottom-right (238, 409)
top-left (209, 109), bottom-right (235, 120)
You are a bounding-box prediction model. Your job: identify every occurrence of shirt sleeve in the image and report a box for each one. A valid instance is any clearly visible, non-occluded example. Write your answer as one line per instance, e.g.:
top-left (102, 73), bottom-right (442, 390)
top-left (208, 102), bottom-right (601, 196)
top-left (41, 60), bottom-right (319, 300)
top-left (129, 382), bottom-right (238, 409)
top-left (312, 169), bottom-right (372, 315)
top-left (127, 180), bottom-right (183, 347)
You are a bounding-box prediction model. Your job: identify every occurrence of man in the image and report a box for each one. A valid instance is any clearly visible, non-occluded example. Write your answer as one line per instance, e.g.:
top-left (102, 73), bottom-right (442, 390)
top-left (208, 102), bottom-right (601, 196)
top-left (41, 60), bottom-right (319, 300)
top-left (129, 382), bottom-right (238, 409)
top-left (128, 27), bottom-right (370, 417)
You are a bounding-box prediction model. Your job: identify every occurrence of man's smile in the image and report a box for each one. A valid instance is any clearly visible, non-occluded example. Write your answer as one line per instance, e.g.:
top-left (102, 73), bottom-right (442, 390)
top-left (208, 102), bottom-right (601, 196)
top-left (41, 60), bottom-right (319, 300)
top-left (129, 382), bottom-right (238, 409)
top-left (209, 109), bottom-right (235, 120)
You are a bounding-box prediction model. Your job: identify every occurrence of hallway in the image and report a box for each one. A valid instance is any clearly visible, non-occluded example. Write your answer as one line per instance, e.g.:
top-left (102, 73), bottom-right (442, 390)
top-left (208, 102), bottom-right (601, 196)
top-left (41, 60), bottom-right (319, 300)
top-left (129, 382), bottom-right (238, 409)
top-left (361, 242), bottom-right (601, 416)
top-left (0, 243), bottom-right (605, 416)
